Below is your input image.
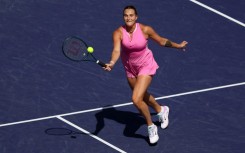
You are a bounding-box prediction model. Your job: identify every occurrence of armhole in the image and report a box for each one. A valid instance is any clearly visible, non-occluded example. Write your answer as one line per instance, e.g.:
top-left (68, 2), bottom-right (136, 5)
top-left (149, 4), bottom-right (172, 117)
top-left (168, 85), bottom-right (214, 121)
top-left (139, 23), bottom-right (148, 39)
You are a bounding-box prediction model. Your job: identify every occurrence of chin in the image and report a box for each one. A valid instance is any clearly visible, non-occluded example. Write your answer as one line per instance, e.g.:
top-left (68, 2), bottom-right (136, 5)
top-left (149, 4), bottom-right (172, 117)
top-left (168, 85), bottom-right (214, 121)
top-left (126, 22), bottom-right (136, 27)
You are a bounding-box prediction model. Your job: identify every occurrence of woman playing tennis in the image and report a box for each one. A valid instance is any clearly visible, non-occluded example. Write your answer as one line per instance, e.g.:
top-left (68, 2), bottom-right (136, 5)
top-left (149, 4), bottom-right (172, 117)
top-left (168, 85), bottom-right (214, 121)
top-left (104, 5), bottom-right (188, 144)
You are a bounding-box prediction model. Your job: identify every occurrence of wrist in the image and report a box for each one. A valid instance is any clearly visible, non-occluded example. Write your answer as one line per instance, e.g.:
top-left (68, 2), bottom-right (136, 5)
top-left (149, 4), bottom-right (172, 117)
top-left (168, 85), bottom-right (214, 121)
top-left (177, 44), bottom-right (182, 49)
top-left (110, 60), bottom-right (115, 65)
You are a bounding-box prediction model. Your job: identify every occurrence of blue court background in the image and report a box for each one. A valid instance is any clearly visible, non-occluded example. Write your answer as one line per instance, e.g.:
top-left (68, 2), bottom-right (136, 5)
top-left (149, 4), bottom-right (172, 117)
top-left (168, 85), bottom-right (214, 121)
top-left (0, 0), bottom-right (244, 152)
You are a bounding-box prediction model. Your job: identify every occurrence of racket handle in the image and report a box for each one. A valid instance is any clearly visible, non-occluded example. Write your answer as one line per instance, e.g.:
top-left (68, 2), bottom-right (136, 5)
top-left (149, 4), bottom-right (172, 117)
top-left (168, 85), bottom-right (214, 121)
top-left (96, 60), bottom-right (106, 67)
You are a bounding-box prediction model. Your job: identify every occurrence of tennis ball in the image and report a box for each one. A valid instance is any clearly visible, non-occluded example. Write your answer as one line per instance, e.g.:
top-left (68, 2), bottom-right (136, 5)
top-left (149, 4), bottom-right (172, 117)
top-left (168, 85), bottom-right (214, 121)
top-left (87, 47), bottom-right (94, 53)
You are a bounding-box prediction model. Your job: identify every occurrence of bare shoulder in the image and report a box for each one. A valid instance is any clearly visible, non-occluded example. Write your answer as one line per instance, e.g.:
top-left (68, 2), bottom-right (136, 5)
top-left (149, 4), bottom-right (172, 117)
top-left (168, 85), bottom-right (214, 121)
top-left (113, 27), bottom-right (122, 39)
top-left (139, 23), bottom-right (154, 35)
top-left (114, 26), bottom-right (123, 35)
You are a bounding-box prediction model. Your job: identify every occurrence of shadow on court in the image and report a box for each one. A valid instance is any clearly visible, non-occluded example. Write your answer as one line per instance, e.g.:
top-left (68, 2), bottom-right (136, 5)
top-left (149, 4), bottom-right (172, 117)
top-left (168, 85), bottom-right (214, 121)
top-left (45, 127), bottom-right (86, 139)
top-left (45, 106), bottom-right (161, 145)
top-left (93, 106), bottom-right (160, 146)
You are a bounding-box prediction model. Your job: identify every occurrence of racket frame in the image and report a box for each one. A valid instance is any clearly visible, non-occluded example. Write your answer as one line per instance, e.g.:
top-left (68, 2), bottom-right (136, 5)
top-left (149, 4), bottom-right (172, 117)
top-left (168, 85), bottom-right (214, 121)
top-left (62, 36), bottom-right (106, 67)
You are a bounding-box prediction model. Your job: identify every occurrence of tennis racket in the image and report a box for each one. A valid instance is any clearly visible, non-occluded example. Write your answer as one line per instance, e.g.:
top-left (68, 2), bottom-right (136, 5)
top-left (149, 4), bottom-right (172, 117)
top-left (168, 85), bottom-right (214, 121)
top-left (62, 36), bottom-right (106, 67)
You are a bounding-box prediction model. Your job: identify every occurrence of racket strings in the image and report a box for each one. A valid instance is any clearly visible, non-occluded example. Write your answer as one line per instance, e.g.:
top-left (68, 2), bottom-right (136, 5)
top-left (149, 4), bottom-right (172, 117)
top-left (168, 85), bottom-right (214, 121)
top-left (62, 36), bottom-right (104, 66)
top-left (63, 38), bottom-right (88, 61)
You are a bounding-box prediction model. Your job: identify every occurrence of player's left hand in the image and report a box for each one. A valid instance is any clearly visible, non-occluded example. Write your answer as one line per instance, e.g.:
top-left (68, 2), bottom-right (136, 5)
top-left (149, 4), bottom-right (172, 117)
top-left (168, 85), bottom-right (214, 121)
top-left (179, 41), bottom-right (188, 51)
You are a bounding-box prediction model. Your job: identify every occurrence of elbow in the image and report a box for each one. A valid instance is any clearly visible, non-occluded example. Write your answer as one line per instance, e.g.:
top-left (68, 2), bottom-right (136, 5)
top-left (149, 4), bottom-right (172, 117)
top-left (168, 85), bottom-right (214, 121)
top-left (159, 38), bottom-right (167, 46)
top-left (158, 40), bottom-right (165, 46)
top-left (163, 40), bottom-right (173, 47)
top-left (160, 42), bottom-right (165, 46)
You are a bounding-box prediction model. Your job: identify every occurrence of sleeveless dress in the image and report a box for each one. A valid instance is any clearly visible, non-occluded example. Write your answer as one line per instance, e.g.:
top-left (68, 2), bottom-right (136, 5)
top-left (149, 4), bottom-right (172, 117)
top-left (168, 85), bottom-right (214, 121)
top-left (121, 23), bottom-right (159, 78)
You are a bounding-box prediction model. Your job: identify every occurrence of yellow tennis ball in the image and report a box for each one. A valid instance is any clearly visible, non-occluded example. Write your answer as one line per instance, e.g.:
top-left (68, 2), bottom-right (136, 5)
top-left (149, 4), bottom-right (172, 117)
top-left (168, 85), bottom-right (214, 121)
top-left (87, 47), bottom-right (94, 53)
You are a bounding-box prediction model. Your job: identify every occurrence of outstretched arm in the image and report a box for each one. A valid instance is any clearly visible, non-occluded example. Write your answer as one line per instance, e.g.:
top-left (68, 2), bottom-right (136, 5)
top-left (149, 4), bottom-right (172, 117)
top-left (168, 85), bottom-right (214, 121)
top-left (104, 28), bottom-right (122, 71)
top-left (144, 25), bottom-right (188, 50)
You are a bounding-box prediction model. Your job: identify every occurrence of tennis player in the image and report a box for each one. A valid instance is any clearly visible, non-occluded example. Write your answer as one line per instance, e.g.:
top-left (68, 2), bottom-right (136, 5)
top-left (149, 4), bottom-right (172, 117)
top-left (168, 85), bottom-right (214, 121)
top-left (104, 5), bottom-right (188, 144)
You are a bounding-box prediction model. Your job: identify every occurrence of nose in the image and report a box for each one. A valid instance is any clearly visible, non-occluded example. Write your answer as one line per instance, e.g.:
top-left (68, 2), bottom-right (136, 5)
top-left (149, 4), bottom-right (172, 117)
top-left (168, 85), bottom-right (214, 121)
top-left (125, 16), bottom-right (130, 21)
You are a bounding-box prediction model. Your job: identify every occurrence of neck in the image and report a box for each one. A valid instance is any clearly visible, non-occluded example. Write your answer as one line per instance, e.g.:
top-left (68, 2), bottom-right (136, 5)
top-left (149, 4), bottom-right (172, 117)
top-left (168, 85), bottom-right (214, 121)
top-left (126, 23), bottom-right (136, 33)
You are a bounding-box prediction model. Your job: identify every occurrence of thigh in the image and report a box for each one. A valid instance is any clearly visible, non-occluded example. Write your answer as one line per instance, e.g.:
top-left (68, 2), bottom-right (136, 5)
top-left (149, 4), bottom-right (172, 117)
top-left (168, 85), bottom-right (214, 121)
top-left (131, 75), bottom-right (153, 100)
top-left (127, 77), bottom-right (137, 90)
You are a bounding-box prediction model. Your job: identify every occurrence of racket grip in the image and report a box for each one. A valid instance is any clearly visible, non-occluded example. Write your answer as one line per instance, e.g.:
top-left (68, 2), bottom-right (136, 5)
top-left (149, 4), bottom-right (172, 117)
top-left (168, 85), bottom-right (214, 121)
top-left (96, 60), bottom-right (106, 67)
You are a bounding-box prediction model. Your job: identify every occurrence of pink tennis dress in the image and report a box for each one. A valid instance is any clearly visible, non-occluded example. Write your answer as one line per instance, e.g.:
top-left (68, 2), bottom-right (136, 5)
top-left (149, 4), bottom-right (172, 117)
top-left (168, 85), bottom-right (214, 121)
top-left (121, 23), bottom-right (159, 78)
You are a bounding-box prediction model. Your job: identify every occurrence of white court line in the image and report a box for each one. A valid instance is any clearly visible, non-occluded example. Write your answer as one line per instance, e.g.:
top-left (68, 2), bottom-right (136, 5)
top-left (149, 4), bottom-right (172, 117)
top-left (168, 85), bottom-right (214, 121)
top-left (0, 82), bottom-right (244, 128)
top-left (56, 116), bottom-right (127, 153)
top-left (190, 0), bottom-right (245, 27)
top-left (155, 82), bottom-right (245, 100)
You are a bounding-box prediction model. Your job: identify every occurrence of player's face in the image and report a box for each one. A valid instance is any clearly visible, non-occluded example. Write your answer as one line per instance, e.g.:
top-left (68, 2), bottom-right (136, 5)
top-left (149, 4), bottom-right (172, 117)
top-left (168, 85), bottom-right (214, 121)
top-left (123, 9), bottom-right (137, 27)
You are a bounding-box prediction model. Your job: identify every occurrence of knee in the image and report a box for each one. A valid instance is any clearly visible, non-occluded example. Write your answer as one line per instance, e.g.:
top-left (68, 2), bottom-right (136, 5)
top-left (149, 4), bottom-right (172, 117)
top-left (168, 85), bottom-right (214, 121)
top-left (132, 94), bottom-right (142, 107)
